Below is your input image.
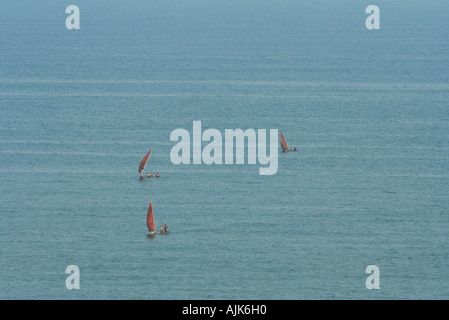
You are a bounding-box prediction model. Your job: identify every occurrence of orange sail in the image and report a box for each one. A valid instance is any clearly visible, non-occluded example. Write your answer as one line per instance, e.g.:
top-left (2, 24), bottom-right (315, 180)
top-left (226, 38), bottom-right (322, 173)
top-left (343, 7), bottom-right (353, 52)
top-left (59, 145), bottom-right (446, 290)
top-left (147, 201), bottom-right (155, 232)
top-left (138, 148), bottom-right (152, 173)
top-left (280, 131), bottom-right (289, 152)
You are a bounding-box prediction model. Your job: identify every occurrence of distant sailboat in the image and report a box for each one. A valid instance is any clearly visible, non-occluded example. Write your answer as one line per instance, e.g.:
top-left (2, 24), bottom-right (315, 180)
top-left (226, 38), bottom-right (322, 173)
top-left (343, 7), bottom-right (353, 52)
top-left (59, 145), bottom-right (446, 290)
top-left (280, 131), bottom-right (290, 152)
top-left (280, 131), bottom-right (297, 152)
top-left (138, 148), bottom-right (152, 177)
top-left (147, 201), bottom-right (156, 235)
top-left (146, 201), bottom-right (169, 235)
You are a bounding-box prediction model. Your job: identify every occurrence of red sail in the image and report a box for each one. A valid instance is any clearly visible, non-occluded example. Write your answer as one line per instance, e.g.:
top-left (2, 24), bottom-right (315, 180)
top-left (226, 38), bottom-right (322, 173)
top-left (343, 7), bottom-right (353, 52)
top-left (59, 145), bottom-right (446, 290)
top-left (147, 201), bottom-right (155, 232)
top-left (138, 148), bottom-right (152, 173)
top-left (280, 131), bottom-right (289, 151)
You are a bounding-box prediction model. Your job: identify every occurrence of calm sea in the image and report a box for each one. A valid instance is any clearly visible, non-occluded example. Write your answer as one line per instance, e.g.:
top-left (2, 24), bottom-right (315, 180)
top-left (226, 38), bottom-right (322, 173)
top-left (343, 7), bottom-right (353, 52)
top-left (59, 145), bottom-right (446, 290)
top-left (1, 0), bottom-right (448, 299)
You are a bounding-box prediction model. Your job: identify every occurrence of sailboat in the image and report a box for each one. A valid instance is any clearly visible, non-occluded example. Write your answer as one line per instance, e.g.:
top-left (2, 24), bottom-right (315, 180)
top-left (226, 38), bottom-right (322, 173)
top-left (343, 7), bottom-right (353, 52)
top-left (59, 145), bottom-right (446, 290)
top-left (146, 201), bottom-right (169, 235)
top-left (138, 148), bottom-right (152, 177)
top-left (280, 131), bottom-right (290, 152)
top-left (147, 201), bottom-right (156, 235)
top-left (280, 131), bottom-right (297, 152)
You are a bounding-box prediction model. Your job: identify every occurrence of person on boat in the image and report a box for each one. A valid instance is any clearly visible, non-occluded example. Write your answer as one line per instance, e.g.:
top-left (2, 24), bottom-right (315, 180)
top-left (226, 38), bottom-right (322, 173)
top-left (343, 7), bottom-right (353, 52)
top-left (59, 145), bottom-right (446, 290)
top-left (160, 225), bottom-right (164, 233)
top-left (155, 172), bottom-right (160, 177)
top-left (291, 147), bottom-right (297, 151)
top-left (147, 173), bottom-right (153, 178)
top-left (164, 224), bottom-right (168, 232)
